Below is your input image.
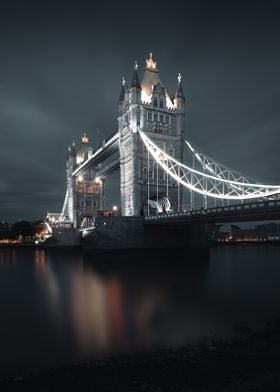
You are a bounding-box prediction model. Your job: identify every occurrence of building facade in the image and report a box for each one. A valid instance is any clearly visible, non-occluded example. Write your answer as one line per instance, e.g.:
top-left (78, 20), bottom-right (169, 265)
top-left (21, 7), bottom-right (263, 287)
top-left (118, 53), bottom-right (185, 216)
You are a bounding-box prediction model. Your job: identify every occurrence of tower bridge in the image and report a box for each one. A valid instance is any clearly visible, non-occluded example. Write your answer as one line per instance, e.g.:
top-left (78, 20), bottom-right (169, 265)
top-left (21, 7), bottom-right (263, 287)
top-left (60, 53), bottom-right (280, 233)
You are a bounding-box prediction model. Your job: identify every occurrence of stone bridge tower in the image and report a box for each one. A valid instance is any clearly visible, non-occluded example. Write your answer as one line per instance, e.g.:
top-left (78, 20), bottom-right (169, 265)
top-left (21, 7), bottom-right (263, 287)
top-left (118, 53), bottom-right (185, 216)
top-left (65, 133), bottom-right (104, 228)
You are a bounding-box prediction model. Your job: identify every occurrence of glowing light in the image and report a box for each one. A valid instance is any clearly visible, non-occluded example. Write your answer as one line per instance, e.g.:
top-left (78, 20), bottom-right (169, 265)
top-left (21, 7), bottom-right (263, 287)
top-left (178, 73), bottom-right (182, 83)
top-left (184, 140), bottom-right (262, 197)
top-left (77, 176), bottom-right (83, 182)
top-left (141, 90), bottom-right (152, 104)
top-left (139, 131), bottom-right (280, 200)
top-left (145, 52), bottom-right (157, 71)
top-left (112, 205), bottom-right (118, 211)
top-left (76, 157), bottom-right (84, 165)
top-left (141, 89), bottom-right (176, 110)
top-left (95, 177), bottom-right (102, 184)
top-left (82, 133), bottom-right (89, 143)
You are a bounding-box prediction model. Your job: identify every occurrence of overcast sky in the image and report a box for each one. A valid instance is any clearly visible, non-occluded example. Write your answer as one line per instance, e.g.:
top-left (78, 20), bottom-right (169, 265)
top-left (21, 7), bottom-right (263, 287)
top-left (1, 0), bottom-right (280, 221)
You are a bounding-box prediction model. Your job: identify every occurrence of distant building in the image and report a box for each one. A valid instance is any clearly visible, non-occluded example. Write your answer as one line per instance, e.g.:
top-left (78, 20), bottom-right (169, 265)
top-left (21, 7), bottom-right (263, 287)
top-left (214, 221), bottom-right (280, 243)
top-left (46, 213), bottom-right (61, 225)
top-left (255, 222), bottom-right (280, 238)
top-left (0, 221), bottom-right (12, 242)
top-left (0, 221), bottom-right (9, 230)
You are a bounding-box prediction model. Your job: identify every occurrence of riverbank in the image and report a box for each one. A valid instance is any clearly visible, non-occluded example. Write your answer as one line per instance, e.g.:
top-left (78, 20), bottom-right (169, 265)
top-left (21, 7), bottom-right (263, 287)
top-left (213, 240), bottom-right (280, 246)
top-left (1, 322), bottom-right (280, 391)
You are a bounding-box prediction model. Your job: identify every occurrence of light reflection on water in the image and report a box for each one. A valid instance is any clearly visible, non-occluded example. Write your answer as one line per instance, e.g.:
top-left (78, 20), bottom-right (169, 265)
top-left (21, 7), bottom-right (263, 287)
top-left (0, 246), bottom-right (280, 378)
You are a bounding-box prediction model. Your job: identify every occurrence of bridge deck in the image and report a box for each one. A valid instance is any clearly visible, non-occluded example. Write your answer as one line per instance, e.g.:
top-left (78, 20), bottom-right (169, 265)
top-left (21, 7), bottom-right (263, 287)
top-left (144, 200), bottom-right (280, 224)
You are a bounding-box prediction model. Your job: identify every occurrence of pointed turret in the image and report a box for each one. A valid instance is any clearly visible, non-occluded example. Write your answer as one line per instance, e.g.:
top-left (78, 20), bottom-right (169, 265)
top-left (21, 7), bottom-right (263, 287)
top-left (174, 73), bottom-right (185, 135)
top-left (130, 61), bottom-right (141, 107)
top-left (119, 77), bottom-right (126, 102)
top-left (145, 52), bottom-right (158, 73)
top-left (67, 141), bottom-right (76, 160)
top-left (140, 52), bottom-right (175, 108)
top-left (118, 77), bottom-right (128, 115)
top-left (175, 73), bottom-right (185, 100)
top-left (141, 52), bottom-right (160, 103)
top-left (131, 61), bottom-right (141, 89)
top-left (76, 133), bottom-right (93, 164)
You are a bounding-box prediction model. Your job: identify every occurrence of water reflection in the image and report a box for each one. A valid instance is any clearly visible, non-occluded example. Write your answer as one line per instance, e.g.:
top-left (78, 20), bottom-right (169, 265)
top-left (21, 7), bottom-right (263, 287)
top-left (71, 251), bottom-right (210, 355)
top-left (72, 267), bottom-right (111, 352)
top-left (34, 249), bottom-right (63, 327)
top-left (2, 246), bottom-right (280, 379)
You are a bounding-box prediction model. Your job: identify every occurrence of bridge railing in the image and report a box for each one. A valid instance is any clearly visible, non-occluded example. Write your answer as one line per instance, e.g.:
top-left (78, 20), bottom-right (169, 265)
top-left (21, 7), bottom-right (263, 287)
top-left (144, 199), bottom-right (280, 220)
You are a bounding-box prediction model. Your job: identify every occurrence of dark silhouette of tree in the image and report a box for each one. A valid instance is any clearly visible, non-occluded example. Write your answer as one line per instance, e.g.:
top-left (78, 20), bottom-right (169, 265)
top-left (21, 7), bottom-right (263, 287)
top-left (11, 221), bottom-right (36, 239)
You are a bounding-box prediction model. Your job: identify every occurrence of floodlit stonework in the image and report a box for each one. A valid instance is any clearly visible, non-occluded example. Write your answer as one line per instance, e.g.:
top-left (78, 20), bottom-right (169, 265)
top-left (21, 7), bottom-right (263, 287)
top-left (118, 53), bottom-right (185, 216)
top-left (63, 53), bottom-right (185, 226)
top-left (65, 134), bottom-right (104, 227)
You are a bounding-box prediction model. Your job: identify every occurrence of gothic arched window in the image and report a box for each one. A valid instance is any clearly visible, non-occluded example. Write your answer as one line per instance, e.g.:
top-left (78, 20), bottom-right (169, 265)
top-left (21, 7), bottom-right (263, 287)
top-left (143, 167), bottom-right (147, 180)
top-left (160, 98), bottom-right (164, 108)
top-left (153, 97), bottom-right (158, 107)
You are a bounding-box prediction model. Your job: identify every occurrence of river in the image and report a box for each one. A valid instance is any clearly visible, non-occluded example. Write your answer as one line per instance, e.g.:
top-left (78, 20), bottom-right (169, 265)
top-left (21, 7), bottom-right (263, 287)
top-left (1, 246), bottom-right (280, 379)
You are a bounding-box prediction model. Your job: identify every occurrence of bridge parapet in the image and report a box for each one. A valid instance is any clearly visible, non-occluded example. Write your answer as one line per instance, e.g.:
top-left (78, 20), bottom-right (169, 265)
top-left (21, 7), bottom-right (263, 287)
top-left (144, 200), bottom-right (280, 224)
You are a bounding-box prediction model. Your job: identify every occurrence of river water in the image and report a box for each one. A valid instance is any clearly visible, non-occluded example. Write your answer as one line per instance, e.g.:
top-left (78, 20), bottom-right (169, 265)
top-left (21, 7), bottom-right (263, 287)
top-left (1, 246), bottom-right (280, 379)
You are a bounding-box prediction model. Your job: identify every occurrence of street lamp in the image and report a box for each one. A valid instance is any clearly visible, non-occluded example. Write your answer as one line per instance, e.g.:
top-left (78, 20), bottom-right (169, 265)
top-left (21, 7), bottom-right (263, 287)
top-left (112, 205), bottom-right (118, 216)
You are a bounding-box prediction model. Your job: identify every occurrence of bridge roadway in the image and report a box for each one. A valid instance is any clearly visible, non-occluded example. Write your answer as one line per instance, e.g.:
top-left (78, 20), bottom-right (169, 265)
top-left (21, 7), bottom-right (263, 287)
top-left (144, 199), bottom-right (280, 225)
top-left (73, 131), bottom-right (119, 177)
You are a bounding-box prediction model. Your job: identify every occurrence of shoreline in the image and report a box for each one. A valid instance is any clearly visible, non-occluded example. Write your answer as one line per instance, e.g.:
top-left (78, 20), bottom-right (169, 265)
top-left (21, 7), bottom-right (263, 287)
top-left (0, 243), bottom-right (81, 250)
top-left (1, 323), bottom-right (280, 391)
top-left (1, 242), bottom-right (280, 251)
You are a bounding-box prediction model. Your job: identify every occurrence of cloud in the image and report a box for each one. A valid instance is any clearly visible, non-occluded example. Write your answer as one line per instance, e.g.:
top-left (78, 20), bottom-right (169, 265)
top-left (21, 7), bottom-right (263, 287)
top-left (1, 1), bottom-right (280, 220)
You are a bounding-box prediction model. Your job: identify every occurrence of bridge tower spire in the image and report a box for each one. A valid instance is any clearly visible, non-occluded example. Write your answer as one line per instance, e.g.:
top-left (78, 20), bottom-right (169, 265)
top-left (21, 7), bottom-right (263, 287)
top-left (118, 77), bottom-right (127, 114)
top-left (119, 53), bottom-right (185, 216)
top-left (175, 72), bottom-right (185, 155)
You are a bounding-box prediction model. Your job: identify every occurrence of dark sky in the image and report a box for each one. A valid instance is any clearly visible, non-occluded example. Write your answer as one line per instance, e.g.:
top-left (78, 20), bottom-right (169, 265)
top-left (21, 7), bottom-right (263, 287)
top-left (1, 0), bottom-right (280, 221)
